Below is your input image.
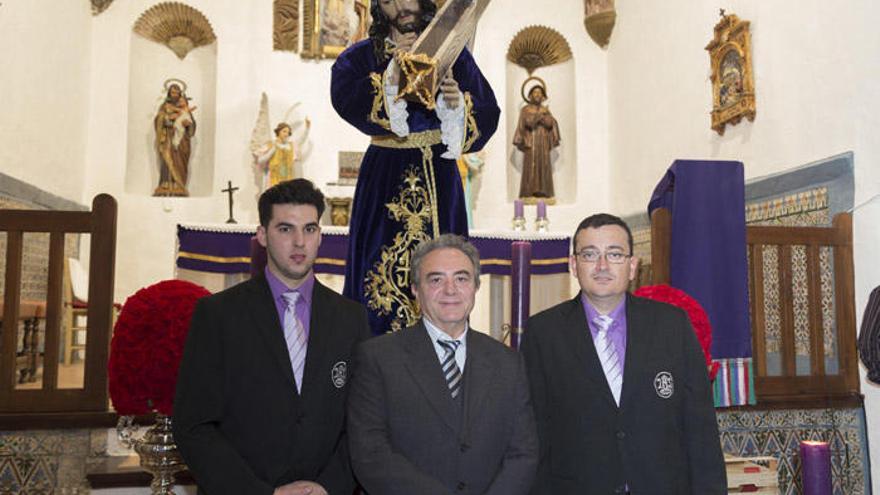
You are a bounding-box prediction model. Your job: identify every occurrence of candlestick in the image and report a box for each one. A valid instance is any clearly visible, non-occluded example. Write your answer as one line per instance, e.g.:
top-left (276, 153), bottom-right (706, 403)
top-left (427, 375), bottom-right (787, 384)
top-left (510, 241), bottom-right (532, 349)
top-left (800, 440), bottom-right (832, 495)
top-left (535, 217), bottom-right (549, 233)
top-left (512, 200), bottom-right (526, 231)
top-left (536, 200), bottom-right (546, 219)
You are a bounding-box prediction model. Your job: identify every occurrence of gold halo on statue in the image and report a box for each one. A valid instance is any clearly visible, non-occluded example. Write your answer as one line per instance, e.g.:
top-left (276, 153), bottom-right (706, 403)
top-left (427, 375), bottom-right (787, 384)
top-left (521, 76), bottom-right (548, 104)
top-left (163, 78), bottom-right (188, 93)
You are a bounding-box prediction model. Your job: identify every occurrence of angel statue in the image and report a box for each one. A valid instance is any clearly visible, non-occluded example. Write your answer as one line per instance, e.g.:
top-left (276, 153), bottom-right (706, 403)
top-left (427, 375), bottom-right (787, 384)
top-left (154, 79), bottom-right (196, 197)
top-left (457, 151), bottom-right (486, 227)
top-left (249, 93), bottom-right (311, 191)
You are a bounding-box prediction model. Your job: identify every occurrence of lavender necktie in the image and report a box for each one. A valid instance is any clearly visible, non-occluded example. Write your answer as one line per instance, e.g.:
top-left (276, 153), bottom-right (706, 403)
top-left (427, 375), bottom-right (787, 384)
top-left (282, 291), bottom-right (307, 392)
top-left (594, 315), bottom-right (622, 406)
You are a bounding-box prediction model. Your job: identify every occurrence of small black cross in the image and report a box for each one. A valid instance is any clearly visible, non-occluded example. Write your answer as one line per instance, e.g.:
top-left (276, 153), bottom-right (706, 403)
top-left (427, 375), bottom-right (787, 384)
top-left (222, 180), bottom-right (239, 224)
top-left (719, 8), bottom-right (726, 17)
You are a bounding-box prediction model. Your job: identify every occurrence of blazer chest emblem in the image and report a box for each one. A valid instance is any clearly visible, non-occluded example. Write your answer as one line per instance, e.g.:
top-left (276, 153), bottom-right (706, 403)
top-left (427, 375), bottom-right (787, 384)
top-left (654, 371), bottom-right (674, 399)
top-left (331, 361), bottom-right (348, 388)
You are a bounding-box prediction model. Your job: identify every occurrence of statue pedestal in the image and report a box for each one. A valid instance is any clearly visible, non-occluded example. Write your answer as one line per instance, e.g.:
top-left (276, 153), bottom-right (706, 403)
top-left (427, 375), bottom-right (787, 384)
top-left (327, 197), bottom-right (353, 226)
top-left (584, 8), bottom-right (616, 48)
top-left (153, 181), bottom-right (188, 197)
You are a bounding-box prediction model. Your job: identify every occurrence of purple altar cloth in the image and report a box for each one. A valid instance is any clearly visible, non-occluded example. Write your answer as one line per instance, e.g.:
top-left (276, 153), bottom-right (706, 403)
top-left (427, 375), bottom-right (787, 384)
top-left (470, 234), bottom-right (568, 276)
top-left (177, 225), bottom-right (349, 275)
top-left (177, 225), bottom-right (570, 277)
top-left (648, 160), bottom-right (752, 359)
top-left (176, 227), bottom-right (253, 274)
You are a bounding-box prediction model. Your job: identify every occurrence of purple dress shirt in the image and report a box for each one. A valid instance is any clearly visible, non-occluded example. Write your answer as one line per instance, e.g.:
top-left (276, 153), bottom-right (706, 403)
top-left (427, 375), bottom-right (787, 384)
top-left (265, 266), bottom-right (315, 353)
top-left (581, 294), bottom-right (628, 373)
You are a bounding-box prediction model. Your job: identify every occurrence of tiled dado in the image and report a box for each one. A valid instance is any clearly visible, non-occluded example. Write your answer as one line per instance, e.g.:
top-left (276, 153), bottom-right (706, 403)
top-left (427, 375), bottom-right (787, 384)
top-left (0, 429), bottom-right (108, 494)
top-left (718, 407), bottom-right (870, 494)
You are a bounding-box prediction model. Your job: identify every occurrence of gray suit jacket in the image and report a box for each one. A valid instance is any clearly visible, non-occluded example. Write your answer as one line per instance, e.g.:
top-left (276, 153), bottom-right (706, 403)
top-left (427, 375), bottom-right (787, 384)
top-left (348, 322), bottom-right (538, 495)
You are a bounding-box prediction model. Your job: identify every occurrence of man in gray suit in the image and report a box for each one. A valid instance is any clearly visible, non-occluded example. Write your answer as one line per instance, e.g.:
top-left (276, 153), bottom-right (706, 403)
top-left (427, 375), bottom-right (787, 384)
top-left (348, 234), bottom-right (538, 495)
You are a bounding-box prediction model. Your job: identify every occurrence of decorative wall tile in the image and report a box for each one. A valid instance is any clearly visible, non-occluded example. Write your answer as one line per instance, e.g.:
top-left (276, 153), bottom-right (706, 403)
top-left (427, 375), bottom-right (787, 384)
top-left (718, 407), bottom-right (869, 494)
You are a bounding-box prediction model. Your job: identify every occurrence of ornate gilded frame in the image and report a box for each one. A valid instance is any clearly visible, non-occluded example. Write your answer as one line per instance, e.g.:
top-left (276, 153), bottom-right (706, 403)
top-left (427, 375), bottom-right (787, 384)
top-left (301, 0), bottom-right (369, 59)
top-left (705, 12), bottom-right (755, 135)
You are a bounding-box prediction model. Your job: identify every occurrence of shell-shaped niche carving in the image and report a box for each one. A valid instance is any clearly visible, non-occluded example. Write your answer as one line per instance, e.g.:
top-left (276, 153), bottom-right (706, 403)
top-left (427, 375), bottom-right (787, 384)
top-left (133, 2), bottom-right (217, 60)
top-left (506, 26), bottom-right (573, 75)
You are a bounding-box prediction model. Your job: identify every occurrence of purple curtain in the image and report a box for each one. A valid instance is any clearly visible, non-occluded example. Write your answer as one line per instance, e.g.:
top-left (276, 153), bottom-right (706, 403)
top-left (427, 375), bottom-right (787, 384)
top-left (858, 286), bottom-right (880, 384)
top-left (648, 160), bottom-right (752, 359)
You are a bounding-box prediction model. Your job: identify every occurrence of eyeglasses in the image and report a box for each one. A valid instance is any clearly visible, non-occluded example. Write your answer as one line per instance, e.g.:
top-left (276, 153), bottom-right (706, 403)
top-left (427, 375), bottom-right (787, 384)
top-left (574, 249), bottom-right (632, 264)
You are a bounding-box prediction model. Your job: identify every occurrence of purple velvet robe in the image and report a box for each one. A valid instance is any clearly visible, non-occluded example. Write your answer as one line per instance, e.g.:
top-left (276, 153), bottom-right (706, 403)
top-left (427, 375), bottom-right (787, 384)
top-left (331, 39), bottom-right (499, 334)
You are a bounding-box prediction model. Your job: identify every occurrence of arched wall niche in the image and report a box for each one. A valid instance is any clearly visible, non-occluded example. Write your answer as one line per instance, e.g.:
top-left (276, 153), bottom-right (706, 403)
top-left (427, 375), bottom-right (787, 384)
top-left (124, 2), bottom-right (217, 197)
top-left (504, 26), bottom-right (577, 205)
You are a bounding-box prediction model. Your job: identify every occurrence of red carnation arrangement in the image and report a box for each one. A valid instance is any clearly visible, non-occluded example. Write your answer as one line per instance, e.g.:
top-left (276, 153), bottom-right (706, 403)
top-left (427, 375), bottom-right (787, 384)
top-left (633, 284), bottom-right (720, 381)
top-left (109, 279), bottom-right (210, 416)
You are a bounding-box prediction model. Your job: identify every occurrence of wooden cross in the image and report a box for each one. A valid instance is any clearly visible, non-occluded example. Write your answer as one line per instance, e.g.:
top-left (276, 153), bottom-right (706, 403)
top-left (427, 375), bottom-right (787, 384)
top-left (222, 180), bottom-right (239, 224)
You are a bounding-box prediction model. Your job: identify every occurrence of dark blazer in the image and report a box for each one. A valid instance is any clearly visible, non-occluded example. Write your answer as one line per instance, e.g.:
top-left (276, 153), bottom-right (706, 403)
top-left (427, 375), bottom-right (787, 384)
top-left (348, 322), bottom-right (538, 495)
top-left (173, 275), bottom-right (371, 495)
top-left (521, 293), bottom-right (726, 495)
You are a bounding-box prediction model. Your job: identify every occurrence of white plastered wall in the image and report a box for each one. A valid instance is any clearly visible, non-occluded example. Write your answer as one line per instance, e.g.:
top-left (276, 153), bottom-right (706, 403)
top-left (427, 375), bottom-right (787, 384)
top-left (0, 0), bottom-right (92, 202)
top-left (607, 1), bottom-right (880, 490)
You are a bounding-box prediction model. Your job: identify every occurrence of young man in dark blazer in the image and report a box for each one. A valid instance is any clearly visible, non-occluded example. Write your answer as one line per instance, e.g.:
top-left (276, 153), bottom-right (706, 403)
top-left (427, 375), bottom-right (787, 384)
top-left (521, 213), bottom-right (726, 495)
top-left (173, 179), bottom-right (371, 495)
top-left (347, 234), bottom-right (538, 495)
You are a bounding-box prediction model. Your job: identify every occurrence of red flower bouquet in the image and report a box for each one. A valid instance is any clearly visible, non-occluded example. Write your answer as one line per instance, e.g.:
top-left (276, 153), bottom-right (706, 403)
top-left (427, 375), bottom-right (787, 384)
top-left (108, 279), bottom-right (210, 415)
top-left (633, 284), bottom-right (720, 380)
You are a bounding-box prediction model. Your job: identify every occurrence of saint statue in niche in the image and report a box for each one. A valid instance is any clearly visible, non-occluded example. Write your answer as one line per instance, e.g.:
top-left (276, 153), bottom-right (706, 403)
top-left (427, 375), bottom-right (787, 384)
top-left (250, 93), bottom-right (311, 191)
top-left (513, 77), bottom-right (560, 202)
top-left (154, 79), bottom-right (196, 197)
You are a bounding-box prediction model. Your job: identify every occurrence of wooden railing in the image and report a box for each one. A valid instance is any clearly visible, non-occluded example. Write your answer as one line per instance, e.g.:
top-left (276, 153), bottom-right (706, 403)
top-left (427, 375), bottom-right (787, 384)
top-left (0, 194), bottom-right (117, 414)
top-left (651, 210), bottom-right (860, 405)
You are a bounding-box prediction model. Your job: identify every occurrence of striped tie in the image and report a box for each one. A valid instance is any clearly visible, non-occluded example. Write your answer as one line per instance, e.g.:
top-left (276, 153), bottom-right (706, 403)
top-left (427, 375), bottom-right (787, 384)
top-left (282, 291), bottom-right (307, 393)
top-left (438, 339), bottom-right (462, 399)
top-left (594, 315), bottom-right (622, 406)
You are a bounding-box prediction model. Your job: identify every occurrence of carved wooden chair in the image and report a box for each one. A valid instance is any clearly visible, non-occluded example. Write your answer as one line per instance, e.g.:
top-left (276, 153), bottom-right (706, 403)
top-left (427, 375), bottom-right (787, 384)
top-left (62, 257), bottom-right (90, 365)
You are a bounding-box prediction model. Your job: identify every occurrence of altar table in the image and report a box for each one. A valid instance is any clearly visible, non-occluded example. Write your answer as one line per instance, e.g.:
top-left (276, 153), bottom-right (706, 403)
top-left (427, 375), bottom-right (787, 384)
top-left (175, 224), bottom-right (573, 337)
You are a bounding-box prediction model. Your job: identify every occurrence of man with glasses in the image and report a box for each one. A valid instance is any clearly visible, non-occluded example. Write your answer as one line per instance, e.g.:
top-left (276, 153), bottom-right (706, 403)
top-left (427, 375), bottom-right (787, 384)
top-left (521, 213), bottom-right (726, 494)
